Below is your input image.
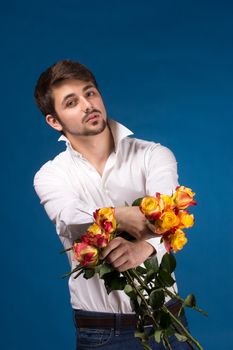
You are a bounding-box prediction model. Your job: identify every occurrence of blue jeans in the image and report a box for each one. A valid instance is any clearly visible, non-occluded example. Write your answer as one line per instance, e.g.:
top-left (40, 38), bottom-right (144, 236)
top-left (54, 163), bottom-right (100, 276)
top-left (73, 304), bottom-right (193, 349)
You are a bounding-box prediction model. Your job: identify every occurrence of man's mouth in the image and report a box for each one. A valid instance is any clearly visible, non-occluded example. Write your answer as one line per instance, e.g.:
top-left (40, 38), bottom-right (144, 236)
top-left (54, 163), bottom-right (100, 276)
top-left (86, 113), bottom-right (100, 123)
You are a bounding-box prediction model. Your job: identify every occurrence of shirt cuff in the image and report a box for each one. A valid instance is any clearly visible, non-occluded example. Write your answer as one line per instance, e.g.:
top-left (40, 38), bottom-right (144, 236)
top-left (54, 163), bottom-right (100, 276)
top-left (145, 236), bottom-right (161, 257)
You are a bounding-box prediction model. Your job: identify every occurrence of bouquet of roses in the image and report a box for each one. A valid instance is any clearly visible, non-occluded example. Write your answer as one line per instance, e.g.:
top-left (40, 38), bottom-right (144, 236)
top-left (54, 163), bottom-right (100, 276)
top-left (62, 186), bottom-right (207, 350)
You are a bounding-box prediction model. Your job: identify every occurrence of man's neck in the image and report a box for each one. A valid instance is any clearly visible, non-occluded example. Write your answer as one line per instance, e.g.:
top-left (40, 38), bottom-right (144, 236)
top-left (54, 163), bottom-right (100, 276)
top-left (67, 125), bottom-right (114, 175)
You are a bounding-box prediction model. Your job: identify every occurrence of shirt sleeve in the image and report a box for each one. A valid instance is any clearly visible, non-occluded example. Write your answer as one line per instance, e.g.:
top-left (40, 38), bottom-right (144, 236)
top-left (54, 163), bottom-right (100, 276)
top-left (144, 143), bottom-right (179, 253)
top-left (33, 161), bottom-right (96, 241)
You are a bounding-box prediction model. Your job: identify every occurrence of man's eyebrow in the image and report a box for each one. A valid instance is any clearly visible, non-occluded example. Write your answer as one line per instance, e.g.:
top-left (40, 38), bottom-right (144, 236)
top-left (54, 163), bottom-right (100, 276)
top-left (83, 83), bottom-right (95, 92)
top-left (61, 84), bottom-right (96, 106)
top-left (62, 93), bottom-right (76, 106)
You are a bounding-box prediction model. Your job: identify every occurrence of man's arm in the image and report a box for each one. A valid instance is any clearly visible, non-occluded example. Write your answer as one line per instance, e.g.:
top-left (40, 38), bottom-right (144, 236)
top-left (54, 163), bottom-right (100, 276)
top-left (101, 236), bottom-right (154, 272)
top-left (34, 162), bottom-right (96, 240)
top-left (34, 144), bottom-right (178, 267)
top-left (103, 144), bottom-right (179, 270)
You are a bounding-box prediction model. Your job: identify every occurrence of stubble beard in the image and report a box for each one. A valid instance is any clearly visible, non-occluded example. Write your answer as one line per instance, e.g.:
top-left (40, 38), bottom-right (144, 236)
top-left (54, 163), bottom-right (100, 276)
top-left (80, 118), bottom-right (107, 136)
top-left (63, 118), bottom-right (107, 137)
top-left (81, 119), bottom-right (107, 136)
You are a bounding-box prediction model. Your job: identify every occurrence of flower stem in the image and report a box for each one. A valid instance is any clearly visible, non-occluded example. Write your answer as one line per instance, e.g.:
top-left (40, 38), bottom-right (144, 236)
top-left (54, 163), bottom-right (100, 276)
top-left (123, 271), bottom-right (157, 325)
top-left (60, 246), bottom-right (73, 254)
top-left (163, 305), bottom-right (204, 350)
top-left (164, 287), bottom-right (208, 316)
top-left (74, 269), bottom-right (84, 279)
top-left (62, 265), bottom-right (82, 279)
top-left (162, 335), bottom-right (173, 350)
top-left (129, 269), bottom-right (151, 292)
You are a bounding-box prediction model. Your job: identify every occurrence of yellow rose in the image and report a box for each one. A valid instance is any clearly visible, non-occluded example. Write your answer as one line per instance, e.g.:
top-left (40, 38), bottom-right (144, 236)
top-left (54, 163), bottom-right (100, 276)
top-left (94, 207), bottom-right (116, 233)
top-left (160, 194), bottom-right (175, 210)
top-left (178, 211), bottom-right (194, 229)
top-left (83, 223), bottom-right (113, 248)
top-left (88, 223), bottom-right (102, 235)
top-left (170, 229), bottom-right (188, 253)
top-left (172, 186), bottom-right (197, 210)
top-left (140, 196), bottom-right (162, 220)
top-left (155, 210), bottom-right (180, 234)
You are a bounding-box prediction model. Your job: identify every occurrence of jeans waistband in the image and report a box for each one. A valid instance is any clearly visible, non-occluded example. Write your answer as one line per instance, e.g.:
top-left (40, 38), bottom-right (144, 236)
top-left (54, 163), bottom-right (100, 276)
top-left (73, 298), bottom-right (182, 330)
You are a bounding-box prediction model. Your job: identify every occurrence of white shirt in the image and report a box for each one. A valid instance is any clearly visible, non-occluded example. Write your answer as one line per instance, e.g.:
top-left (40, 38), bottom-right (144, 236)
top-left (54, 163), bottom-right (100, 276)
top-left (34, 119), bottom-right (179, 313)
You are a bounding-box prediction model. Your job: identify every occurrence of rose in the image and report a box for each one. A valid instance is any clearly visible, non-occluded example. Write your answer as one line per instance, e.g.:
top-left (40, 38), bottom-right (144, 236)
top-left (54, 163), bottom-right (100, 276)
top-left (73, 242), bottom-right (99, 267)
top-left (170, 229), bottom-right (188, 253)
top-left (82, 223), bottom-right (112, 248)
top-left (160, 194), bottom-right (176, 210)
top-left (173, 186), bottom-right (197, 210)
top-left (94, 207), bottom-right (116, 234)
top-left (140, 196), bottom-right (163, 221)
top-left (154, 209), bottom-right (180, 234)
top-left (163, 229), bottom-right (188, 253)
top-left (178, 211), bottom-right (194, 229)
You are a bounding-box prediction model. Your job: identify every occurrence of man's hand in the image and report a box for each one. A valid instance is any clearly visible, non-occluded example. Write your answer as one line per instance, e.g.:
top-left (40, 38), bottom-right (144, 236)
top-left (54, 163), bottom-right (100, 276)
top-left (101, 237), bottom-right (155, 272)
top-left (115, 206), bottom-right (156, 240)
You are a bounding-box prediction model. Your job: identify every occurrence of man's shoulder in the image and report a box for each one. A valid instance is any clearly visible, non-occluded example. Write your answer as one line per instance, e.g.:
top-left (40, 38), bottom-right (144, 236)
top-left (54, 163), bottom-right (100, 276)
top-left (122, 136), bottom-right (176, 161)
top-left (34, 150), bottom-right (70, 181)
top-left (122, 136), bottom-right (162, 151)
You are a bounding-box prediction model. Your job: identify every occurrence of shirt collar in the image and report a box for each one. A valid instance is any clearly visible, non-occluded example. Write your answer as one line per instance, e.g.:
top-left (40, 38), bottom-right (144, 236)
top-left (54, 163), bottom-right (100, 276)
top-left (58, 119), bottom-right (134, 157)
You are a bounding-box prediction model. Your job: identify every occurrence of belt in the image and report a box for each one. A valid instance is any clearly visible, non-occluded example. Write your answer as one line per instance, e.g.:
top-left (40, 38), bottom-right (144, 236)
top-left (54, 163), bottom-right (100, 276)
top-left (75, 299), bottom-right (182, 329)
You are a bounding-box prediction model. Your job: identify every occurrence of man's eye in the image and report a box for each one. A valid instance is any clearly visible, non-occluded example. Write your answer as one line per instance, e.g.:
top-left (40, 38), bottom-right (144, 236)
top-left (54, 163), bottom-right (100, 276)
top-left (66, 99), bottom-right (77, 107)
top-left (86, 91), bottom-right (95, 97)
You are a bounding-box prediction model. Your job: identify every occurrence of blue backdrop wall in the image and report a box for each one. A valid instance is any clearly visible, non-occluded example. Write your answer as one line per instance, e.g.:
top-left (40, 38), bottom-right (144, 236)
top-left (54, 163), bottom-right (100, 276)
top-left (1, 1), bottom-right (232, 349)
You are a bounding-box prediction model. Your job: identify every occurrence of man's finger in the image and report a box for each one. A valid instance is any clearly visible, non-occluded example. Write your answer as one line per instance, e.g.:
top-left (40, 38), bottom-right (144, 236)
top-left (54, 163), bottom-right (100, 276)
top-left (100, 237), bottom-right (123, 259)
top-left (108, 254), bottom-right (127, 269)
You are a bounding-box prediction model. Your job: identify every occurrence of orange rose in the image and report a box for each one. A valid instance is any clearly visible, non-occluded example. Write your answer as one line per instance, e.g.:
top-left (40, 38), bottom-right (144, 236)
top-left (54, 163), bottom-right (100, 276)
top-left (170, 229), bottom-right (188, 253)
top-left (94, 207), bottom-right (116, 234)
top-left (154, 210), bottom-right (180, 234)
top-left (73, 242), bottom-right (99, 267)
top-left (178, 211), bottom-right (194, 229)
top-left (82, 223), bottom-right (112, 248)
top-left (173, 186), bottom-right (197, 210)
top-left (160, 194), bottom-right (175, 210)
top-left (140, 196), bottom-right (163, 220)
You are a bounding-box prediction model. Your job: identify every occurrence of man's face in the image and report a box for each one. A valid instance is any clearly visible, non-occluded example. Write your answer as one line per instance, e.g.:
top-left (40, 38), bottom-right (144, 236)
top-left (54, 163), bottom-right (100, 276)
top-left (49, 79), bottom-right (107, 137)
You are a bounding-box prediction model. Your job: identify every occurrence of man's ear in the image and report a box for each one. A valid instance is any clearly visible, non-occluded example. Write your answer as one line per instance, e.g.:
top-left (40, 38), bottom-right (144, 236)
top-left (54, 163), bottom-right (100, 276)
top-left (45, 114), bottom-right (63, 132)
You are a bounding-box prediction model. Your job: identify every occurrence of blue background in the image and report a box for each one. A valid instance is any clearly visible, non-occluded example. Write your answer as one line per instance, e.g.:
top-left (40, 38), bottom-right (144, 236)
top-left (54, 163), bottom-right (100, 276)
top-left (1, 0), bottom-right (232, 349)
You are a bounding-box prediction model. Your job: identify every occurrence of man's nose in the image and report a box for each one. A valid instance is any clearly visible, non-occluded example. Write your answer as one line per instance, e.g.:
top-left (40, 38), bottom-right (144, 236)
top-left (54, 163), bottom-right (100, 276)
top-left (80, 96), bottom-right (92, 112)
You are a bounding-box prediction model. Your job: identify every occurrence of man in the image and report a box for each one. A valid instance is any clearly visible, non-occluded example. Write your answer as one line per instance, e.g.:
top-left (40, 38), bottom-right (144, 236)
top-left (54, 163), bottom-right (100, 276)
top-left (34, 60), bottom-right (190, 349)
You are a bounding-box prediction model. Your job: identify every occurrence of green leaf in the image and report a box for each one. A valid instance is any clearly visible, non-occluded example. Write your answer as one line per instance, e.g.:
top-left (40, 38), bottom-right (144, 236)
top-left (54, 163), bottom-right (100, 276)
top-left (178, 306), bottom-right (185, 318)
top-left (103, 271), bottom-right (127, 294)
top-left (132, 197), bottom-right (143, 206)
top-left (158, 270), bottom-right (175, 287)
top-left (174, 333), bottom-right (188, 342)
top-left (136, 266), bottom-right (147, 275)
top-left (144, 256), bottom-right (159, 272)
top-left (160, 312), bottom-right (171, 329)
top-left (83, 268), bottom-right (95, 279)
top-left (130, 298), bottom-right (141, 313)
top-left (149, 290), bottom-right (165, 309)
top-left (124, 284), bottom-right (136, 299)
top-left (154, 329), bottom-right (162, 343)
top-left (124, 284), bottom-right (134, 294)
top-left (184, 294), bottom-right (196, 308)
top-left (145, 269), bottom-right (156, 284)
top-left (111, 277), bottom-right (127, 290)
top-left (99, 263), bottom-right (114, 278)
top-left (164, 326), bottom-right (175, 337)
top-left (134, 330), bottom-right (147, 341)
top-left (137, 296), bottom-right (142, 306)
top-left (160, 253), bottom-right (176, 274)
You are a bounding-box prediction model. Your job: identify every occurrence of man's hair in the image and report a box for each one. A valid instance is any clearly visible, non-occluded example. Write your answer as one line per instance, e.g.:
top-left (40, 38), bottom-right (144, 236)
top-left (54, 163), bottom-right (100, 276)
top-left (34, 60), bottom-right (98, 117)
